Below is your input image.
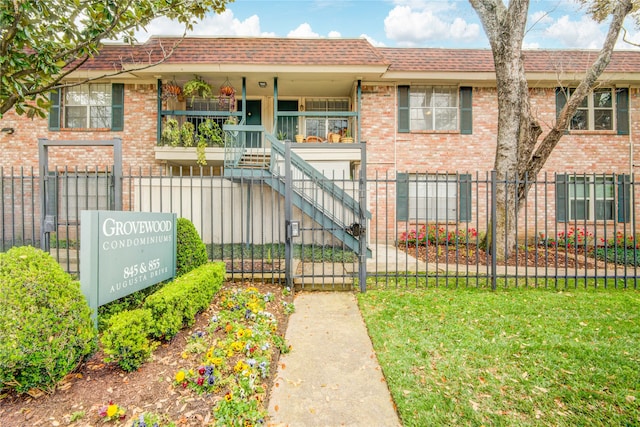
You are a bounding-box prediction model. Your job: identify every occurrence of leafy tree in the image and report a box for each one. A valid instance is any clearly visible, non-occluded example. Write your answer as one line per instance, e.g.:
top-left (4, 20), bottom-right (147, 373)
top-left (0, 0), bottom-right (232, 118)
top-left (469, 0), bottom-right (636, 259)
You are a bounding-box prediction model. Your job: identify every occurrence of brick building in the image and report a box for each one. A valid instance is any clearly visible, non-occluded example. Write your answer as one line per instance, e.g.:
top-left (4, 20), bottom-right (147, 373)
top-left (1, 37), bottom-right (639, 246)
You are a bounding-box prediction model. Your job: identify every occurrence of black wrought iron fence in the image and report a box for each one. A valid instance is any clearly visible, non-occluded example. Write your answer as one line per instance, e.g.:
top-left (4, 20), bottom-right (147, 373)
top-left (1, 167), bottom-right (638, 289)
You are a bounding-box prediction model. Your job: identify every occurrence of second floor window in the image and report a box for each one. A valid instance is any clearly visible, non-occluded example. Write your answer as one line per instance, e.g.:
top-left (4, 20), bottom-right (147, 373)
top-left (556, 87), bottom-right (628, 134)
top-left (65, 84), bottom-right (112, 128)
top-left (49, 83), bottom-right (124, 131)
top-left (410, 86), bottom-right (458, 131)
top-left (398, 85), bottom-right (472, 134)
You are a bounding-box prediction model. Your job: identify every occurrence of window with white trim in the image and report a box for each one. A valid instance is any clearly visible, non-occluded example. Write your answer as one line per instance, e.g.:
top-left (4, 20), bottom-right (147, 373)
top-left (396, 173), bottom-right (472, 222)
top-left (49, 83), bottom-right (124, 131)
top-left (556, 174), bottom-right (631, 223)
top-left (410, 86), bottom-right (458, 131)
top-left (64, 84), bottom-right (112, 128)
top-left (568, 175), bottom-right (615, 221)
top-left (304, 98), bottom-right (350, 138)
top-left (398, 86), bottom-right (472, 134)
top-left (568, 88), bottom-right (614, 131)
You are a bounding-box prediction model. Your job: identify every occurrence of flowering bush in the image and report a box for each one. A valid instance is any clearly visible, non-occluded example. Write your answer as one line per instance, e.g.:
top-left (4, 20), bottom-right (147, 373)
top-left (398, 224), bottom-right (478, 246)
top-left (173, 286), bottom-right (292, 427)
top-left (599, 231), bottom-right (640, 249)
top-left (539, 227), bottom-right (594, 249)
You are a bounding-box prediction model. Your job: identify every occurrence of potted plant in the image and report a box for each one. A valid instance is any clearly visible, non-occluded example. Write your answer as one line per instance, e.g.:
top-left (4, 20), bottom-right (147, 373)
top-left (341, 129), bottom-right (354, 143)
top-left (219, 79), bottom-right (236, 111)
top-left (183, 75), bottom-right (212, 102)
top-left (161, 81), bottom-right (182, 101)
top-left (180, 122), bottom-right (195, 147)
top-left (161, 118), bottom-right (180, 146)
top-left (277, 130), bottom-right (288, 141)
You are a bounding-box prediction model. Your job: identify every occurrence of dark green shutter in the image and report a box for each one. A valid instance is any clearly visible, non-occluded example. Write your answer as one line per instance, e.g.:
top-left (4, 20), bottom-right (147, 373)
top-left (616, 88), bottom-right (629, 135)
top-left (556, 173), bottom-right (568, 222)
top-left (555, 87), bottom-right (569, 134)
top-left (396, 172), bottom-right (409, 221)
top-left (555, 87), bottom-right (567, 118)
top-left (48, 88), bottom-right (61, 130)
top-left (459, 87), bottom-right (472, 134)
top-left (617, 174), bottom-right (631, 223)
top-left (458, 173), bottom-right (472, 222)
top-left (398, 86), bottom-right (410, 133)
top-left (111, 83), bottom-right (124, 131)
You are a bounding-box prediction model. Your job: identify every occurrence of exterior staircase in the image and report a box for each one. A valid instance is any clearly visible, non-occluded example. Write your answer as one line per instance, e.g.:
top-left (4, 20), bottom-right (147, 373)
top-left (222, 124), bottom-right (370, 257)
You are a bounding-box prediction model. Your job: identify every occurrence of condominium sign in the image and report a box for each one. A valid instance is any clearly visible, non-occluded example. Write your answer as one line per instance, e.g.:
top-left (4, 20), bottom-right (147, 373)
top-left (80, 211), bottom-right (176, 318)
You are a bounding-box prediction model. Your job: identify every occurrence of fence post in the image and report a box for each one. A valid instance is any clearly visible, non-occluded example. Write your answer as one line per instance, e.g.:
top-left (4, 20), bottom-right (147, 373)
top-left (358, 141), bottom-right (367, 293)
top-left (491, 170), bottom-right (497, 290)
top-left (284, 141), bottom-right (293, 289)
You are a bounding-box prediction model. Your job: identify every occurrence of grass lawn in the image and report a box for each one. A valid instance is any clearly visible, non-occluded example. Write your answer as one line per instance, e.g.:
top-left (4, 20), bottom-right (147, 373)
top-left (357, 287), bottom-right (640, 427)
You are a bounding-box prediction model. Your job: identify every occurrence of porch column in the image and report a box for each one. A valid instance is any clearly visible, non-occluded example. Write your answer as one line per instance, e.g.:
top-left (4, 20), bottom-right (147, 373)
top-left (273, 77), bottom-right (279, 129)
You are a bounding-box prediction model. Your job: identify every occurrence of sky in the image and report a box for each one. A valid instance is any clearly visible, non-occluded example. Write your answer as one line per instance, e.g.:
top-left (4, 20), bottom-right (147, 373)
top-left (135, 0), bottom-right (640, 50)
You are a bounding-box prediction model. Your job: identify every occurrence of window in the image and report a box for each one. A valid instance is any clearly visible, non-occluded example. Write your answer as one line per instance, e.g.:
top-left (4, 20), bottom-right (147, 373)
top-left (556, 87), bottom-right (628, 134)
top-left (304, 98), bottom-right (350, 138)
top-left (398, 86), bottom-right (472, 134)
top-left (397, 173), bottom-right (472, 222)
top-left (49, 83), bottom-right (124, 131)
top-left (556, 174), bottom-right (631, 223)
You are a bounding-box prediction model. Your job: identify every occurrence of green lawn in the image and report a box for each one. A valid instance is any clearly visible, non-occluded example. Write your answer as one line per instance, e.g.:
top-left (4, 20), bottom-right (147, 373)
top-left (358, 287), bottom-right (640, 427)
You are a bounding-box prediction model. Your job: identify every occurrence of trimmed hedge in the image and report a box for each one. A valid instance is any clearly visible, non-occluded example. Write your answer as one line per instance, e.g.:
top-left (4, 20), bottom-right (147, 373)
top-left (176, 217), bottom-right (208, 277)
top-left (0, 246), bottom-right (97, 394)
top-left (100, 262), bottom-right (225, 371)
top-left (144, 262), bottom-right (225, 339)
top-left (100, 309), bottom-right (157, 372)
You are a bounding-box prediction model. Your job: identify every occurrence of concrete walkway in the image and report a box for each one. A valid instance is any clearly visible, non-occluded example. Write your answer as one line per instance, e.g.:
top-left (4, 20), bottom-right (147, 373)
top-left (267, 292), bottom-right (401, 427)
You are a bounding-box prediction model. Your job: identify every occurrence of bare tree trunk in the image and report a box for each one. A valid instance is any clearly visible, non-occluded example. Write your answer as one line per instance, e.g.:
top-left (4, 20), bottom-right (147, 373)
top-left (471, 0), bottom-right (632, 260)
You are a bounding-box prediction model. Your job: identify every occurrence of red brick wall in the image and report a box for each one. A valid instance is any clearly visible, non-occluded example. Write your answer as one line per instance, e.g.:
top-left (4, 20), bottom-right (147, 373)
top-left (0, 83), bottom-right (160, 172)
top-left (361, 84), bottom-right (640, 243)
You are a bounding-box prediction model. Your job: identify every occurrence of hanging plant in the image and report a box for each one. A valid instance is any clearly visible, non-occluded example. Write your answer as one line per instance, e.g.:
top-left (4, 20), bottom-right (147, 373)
top-left (183, 75), bottom-right (213, 102)
top-left (161, 80), bottom-right (182, 101)
top-left (219, 78), bottom-right (236, 111)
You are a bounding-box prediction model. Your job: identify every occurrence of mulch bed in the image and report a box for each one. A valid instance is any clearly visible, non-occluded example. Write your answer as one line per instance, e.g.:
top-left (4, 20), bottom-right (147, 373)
top-left (0, 281), bottom-right (292, 427)
top-left (398, 243), bottom-right (620, 270)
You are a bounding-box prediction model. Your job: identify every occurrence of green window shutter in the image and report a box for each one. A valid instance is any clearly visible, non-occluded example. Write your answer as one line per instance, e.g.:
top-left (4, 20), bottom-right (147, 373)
top-left (556, 173), bottom-right (568, 222)
top-left (111, 83), bottom-right (124, 131)
top-left (396, 172), bottom-right (409, 221)
top-left (555, 87), bottom-right (570, 134)
top-left (48, 88), bottom-right (61, 130)
top-left (616, 88), bottom-right (629, 135)
top-left (555, 87), bottom-right (567, 118)
top-left (458, 173), bottom-right (472, 222)
top-left (398, 86), bottom-right (410, 133)
top-left (617, 174), bottom-right (631, 223)
top-left (459, 87), bottom-right (472, 134)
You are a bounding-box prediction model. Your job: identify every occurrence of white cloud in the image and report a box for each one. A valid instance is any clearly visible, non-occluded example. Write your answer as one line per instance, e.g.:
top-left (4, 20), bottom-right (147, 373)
top-left (543, 15), bottom-right (604, 49)
top-left (360, 34), bottom-right (386, 47)
top-left (287, 23), bottom-right (320, 38)
top-left (328, 30), bottom-right (342, 38)
top-left (134, 10), bottom-right (275, 41)
top-left (384, 5), bottom-right (479, 47)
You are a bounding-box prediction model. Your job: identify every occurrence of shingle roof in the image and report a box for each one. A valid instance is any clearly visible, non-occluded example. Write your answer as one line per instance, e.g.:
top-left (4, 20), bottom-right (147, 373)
top-left (82, 37), bottom-right (388, 69)
top-left (379, 47), bottom-right (640, 73)
top-left (80, 36), bottom-right (640, 74)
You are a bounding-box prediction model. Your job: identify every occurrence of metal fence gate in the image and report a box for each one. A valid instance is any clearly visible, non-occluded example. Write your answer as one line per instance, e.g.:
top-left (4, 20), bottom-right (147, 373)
top-left (283, 142), bottom-right (368, 291)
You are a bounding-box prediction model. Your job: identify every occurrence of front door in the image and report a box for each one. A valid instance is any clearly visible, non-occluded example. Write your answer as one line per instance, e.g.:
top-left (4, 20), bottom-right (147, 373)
top-left (238, 100), bottom-right (262, 148)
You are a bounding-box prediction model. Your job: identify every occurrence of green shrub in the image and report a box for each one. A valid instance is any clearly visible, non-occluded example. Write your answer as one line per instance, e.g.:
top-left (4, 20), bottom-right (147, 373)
top-left (101, 309), bottom-right (157, 372)
top-left (144, 262), bottom-right (225, 340)
top-left (176, 217), bottom-right (208, 277)
top-left (0, 246), bottom-right (97, 394)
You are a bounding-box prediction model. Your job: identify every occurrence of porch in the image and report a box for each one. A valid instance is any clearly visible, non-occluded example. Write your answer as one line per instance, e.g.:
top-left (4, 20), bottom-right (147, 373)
top-left (153, 76), bottom-right (364, 171)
